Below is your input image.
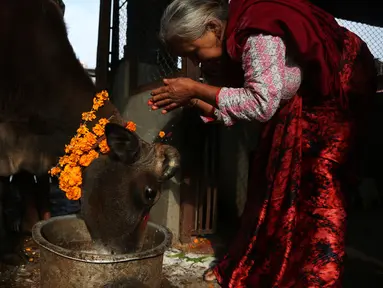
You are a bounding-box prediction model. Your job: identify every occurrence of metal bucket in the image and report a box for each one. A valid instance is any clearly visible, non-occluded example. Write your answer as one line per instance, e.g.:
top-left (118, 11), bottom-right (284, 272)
top-left (32, 214), bottom-right (172, 288)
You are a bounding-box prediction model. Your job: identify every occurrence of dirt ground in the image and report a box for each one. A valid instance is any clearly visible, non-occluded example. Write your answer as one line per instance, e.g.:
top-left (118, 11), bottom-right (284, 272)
top-left (2, 183), bottom-right (383, 287)
top-left (2, 218), bottom-right (383, 288)
top-left (0, 236), bottom-right (220, 288)
top-left (0, 183), bottom-right (220, 288)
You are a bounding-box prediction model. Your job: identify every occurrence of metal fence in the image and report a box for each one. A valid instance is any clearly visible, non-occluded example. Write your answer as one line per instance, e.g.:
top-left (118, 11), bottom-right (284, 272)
top-left (337, 18), bottom-right (383, 62)
top-left (117, 0), bottom-right (127, 60)
top-left (112, 0), bottom-right (182, 88)
top-left (111, 8), bottom-right (383, 81)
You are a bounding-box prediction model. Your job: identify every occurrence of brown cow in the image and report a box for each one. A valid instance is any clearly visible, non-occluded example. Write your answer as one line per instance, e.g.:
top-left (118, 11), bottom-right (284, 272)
top-left (0, 0), bottom-right (180, 264)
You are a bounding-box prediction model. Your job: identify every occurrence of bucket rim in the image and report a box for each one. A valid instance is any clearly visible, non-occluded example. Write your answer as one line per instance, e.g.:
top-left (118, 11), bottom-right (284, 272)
top-left (32, 214), bottom-right (172, 263)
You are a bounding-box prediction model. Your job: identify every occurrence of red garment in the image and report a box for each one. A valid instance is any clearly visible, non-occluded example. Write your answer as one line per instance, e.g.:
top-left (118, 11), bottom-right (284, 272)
top-left (213, 0), bottom-right (377, 287)
top-left (226, 0), bottom-right (345, 107)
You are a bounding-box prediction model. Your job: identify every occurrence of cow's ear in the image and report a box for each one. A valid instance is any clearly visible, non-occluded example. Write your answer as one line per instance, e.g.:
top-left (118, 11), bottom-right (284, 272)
top-left (105, 123), bottom-right (140, 164)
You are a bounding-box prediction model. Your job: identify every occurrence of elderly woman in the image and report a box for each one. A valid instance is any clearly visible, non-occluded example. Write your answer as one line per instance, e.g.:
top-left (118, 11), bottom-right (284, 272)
top-left (149, 0), bottom-right (377, 286)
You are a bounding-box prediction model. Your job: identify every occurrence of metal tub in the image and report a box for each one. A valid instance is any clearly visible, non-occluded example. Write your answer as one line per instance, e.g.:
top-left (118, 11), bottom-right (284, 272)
top-left (32, 214), bottom-right (172, 288)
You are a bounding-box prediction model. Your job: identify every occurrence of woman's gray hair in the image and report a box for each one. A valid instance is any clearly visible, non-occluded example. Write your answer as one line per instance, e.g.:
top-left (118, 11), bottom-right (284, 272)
top-left (159, 0), bottom-right (228, 45)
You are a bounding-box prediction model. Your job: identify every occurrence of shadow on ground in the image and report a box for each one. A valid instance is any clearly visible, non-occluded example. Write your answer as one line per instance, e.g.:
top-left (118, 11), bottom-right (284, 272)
top-left (343, 208), bottom-right (383, 287)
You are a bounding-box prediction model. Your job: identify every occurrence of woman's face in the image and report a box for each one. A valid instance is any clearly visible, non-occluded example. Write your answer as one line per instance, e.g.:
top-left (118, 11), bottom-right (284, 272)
top-left (172, 21), bottom-right (225, 65)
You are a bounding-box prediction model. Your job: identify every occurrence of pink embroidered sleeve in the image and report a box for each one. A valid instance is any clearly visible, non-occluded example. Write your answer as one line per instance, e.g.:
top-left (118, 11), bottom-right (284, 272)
top-left (214, 34), bottom-right (302, 126)
top-left (199, 90), bottom-right (224, 123)
top-left (200, 108), bottom-right (223, 123)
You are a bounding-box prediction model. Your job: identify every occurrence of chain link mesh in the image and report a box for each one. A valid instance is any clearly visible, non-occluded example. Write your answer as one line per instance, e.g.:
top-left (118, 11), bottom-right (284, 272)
top-left (115, 6), bottom-right (383, 80)
top-left (116, 0), bottom-right (181, 85)
top-left (118, 0), bottom-right (128, 60)
top-left (337, 18), bottom-right (383, 75)
top-left (145, 51), bottom-right (181, 83)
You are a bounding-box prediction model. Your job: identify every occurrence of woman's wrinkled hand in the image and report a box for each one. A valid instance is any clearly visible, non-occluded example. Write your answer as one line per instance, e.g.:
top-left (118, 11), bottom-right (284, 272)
top-left (149, 78), bottom-right (197, 114)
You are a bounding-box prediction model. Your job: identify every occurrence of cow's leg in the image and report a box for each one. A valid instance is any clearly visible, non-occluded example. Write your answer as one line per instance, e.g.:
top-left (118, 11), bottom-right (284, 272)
top-left (0, 177), bottom-right (7, 254)
top-left (4, 175), bottom-right (23, 232)
top-left (0, 176), bottom-right (26, 265)
top-left (17, 172), bottom-right (40, 233)
top-left (35, 174), bottom-right (51, 221)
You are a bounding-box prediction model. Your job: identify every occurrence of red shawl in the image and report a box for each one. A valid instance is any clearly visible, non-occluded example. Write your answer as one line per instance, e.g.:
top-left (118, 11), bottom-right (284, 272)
top-left (226, 0), bottom-right (346, 103)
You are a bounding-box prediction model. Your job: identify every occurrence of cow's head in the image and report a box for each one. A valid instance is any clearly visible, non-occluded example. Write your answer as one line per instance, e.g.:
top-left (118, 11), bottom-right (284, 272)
top-left (80, 123), bottom-right (180, 254)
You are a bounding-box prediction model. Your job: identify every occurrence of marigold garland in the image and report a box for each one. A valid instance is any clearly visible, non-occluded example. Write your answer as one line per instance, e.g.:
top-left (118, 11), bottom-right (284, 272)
top-left (49, 90), bottom-right (170, 201)
top-left (48, 90), bottom-right (137, 200)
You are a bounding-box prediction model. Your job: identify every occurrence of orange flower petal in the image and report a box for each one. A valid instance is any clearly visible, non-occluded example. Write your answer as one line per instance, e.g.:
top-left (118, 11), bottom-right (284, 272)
top-left (99, 139), bottom-right (110, 154)
top-left (49, 167), bottom-right (61, 176)
top-left (126, 121), bottom-right (136, 132)
top-left (66, 186), bottom-right (82, 200)
top-left (77, 124), bottom-right (89, 135)
top-left (98, 118), bottom-right (109, 126)
top-left (92, 124), bottom-right (105, 137)
top-left (81, 111), bottom-right (96, 121)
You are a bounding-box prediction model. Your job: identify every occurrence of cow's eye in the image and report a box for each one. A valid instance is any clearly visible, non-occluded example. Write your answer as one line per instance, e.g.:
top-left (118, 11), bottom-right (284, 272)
top-left (144, 186), bottom-right (157, 201)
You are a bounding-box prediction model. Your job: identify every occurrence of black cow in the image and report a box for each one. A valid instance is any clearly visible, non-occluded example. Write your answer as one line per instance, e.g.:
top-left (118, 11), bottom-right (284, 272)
top-left (0, 0), bottom-right (180, 264)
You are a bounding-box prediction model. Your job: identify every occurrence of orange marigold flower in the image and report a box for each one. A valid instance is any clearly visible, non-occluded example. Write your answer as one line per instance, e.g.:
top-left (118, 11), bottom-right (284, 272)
top-left (58, 155), bottom-right (70, 167)
top-left (66, 186), bottom-right (81, 200)
top-left (66, 136), bottom-right (80, 153)
top-left (96, 90), bottom-right (109, 102)
top-left (79, 150), bottom-right (99, 167)
top-left (92, 124), bottom-right (105, 137)
top-left (51, 91), bottom-right (116, 201)
top-left (58, 174), bottom-right (70, 191)
top-left (92, 98), bottom-right (104, 111)
top-left (49, 167), bottom-right (61, 176)
top-left (58, 154), bottom-right (79, 167)
top-left (158, 131), bottom-right (165, 138)
top-left (68, 153), bottom-right (80, 164)
top-left (99, 139), bottom-right (110, 154)
top-left (84, 132), bottom-right (97, 144)
top-left (126, 121), bottom-right (136, 132)
top-left (82, 133), bottom-right (97, 148)
top-left (82, 111), bottom-right (96, 121)
top-left (64, 145), bottom-right (71, 154)
top-left (62, 165), bottom-right (82, 187)
top-left (75, 132), bottom-right (97, 153)
top-left (98, 118), bottom-right (109, 126)
top-left (65, 164), bottom-right (81, 174)
top-left (77, 124), bottom-right (89, 135)
top-left (73, 149), bottom-right (84, 156)
top-left (69, 136), bottom-right (80, 146)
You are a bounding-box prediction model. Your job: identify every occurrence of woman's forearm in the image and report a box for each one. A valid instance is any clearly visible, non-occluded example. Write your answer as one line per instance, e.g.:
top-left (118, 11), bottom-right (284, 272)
top-left (189, 98), bottom-right (216, 117)
top-left (192, 81), bottom-right (221, 108)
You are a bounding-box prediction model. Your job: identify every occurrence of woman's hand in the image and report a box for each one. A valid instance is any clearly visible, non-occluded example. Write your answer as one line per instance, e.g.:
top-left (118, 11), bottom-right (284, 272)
top-left (149, 78), bottom-right (197, 114)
